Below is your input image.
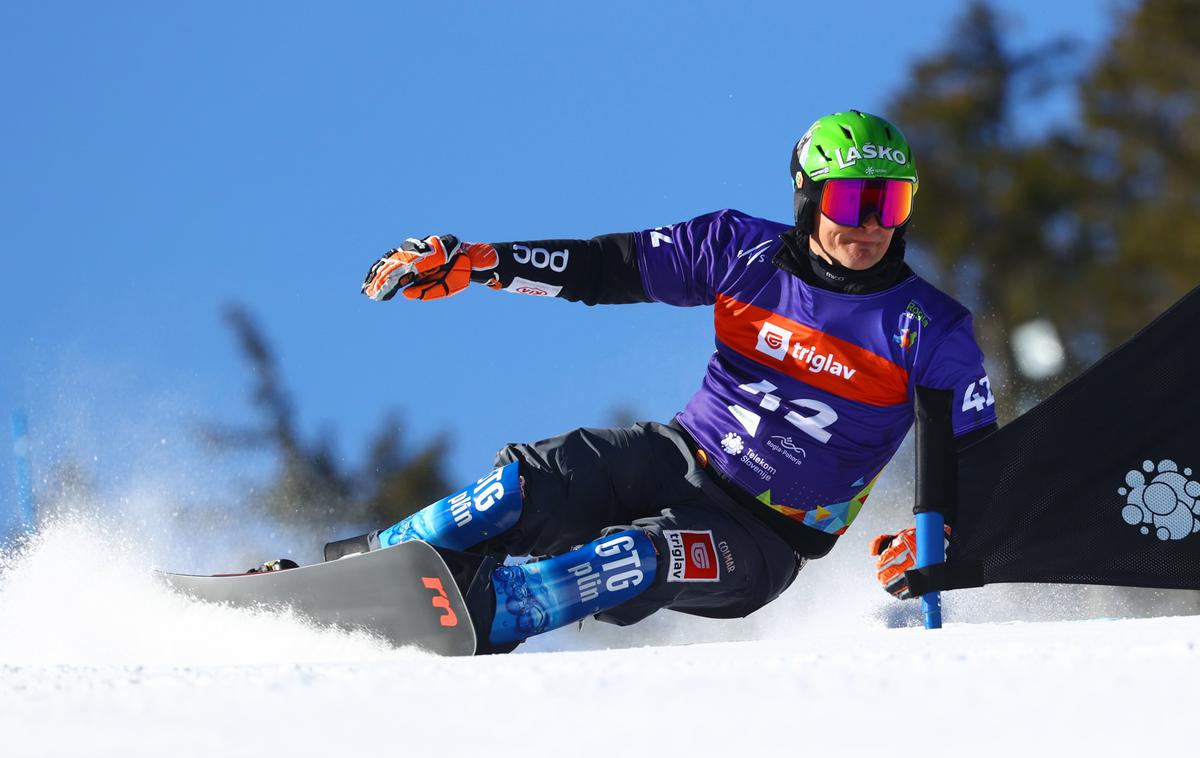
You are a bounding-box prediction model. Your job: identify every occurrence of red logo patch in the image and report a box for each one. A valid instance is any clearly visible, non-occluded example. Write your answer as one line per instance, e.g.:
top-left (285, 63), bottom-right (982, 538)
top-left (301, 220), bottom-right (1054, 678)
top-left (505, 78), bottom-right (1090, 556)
top-left (664, 530), bottom-right (720, 582)
top-left (718, 294), bottom-right (910, 407)
top-left (422, 576), bottom-right (458, 627)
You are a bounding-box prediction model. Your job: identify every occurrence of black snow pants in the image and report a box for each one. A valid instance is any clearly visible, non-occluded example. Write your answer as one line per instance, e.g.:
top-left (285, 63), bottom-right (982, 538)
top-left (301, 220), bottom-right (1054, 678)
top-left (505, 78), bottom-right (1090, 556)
top-left (488, 421), bottom-right (805, 626)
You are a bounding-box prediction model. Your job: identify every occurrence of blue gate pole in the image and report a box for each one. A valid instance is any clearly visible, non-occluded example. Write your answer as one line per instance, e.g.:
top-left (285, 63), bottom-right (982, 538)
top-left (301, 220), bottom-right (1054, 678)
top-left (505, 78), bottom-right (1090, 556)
top-left (11, 411), bottom-right (35, 534)
top-left (912, 386), bottom-right (955, 631)
top-left (915, 510), bottom-right (944, 630)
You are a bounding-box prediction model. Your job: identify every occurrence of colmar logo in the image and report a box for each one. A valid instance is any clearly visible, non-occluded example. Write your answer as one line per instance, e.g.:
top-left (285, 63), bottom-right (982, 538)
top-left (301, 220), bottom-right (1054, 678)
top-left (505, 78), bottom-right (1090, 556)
top-left (664, 530), bottom-right (720, 583)
top-left (717, 540), bottom-right (736, 574)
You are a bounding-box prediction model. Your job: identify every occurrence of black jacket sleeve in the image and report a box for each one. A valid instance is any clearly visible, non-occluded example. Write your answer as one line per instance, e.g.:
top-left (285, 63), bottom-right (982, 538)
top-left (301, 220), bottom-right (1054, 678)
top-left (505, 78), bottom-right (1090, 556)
top-left (474, 233), bottom-right (650, 305)
top-left (954, 422), bottom-right (998, 452)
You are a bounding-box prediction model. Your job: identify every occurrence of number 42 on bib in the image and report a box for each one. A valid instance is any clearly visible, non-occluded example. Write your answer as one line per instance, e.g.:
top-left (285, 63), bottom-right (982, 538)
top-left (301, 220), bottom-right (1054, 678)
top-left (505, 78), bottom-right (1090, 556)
top-left (962, 376), bottom-right (996, 412)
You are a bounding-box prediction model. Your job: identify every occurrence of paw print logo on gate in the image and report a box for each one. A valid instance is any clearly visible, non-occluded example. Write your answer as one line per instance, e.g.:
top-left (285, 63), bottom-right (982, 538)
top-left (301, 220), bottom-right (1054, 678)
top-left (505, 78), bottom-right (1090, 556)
top-left (1117, 459), bottom-right (1200, 541)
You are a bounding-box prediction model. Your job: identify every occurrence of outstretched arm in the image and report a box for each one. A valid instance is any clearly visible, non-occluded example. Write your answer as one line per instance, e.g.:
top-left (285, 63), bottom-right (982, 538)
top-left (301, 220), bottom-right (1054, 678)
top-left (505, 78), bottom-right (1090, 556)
top-left (478, 234), bottom-right (647, 305)
top-left (362, 233), bottom-right (647, 305)
top-left (362, 209), bottom-right (753, 307)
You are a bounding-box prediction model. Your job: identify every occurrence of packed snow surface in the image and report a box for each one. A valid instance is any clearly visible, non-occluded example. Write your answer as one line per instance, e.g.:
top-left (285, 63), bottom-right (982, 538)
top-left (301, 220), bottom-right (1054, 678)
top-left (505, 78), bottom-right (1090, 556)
top-left (2, 518), bottom-right (1197, 757)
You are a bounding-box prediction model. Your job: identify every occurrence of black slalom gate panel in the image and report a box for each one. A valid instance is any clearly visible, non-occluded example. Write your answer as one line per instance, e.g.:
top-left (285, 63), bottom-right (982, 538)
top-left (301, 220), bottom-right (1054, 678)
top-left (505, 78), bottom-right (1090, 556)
top-left (949, 285), bottom-right (1200, 591)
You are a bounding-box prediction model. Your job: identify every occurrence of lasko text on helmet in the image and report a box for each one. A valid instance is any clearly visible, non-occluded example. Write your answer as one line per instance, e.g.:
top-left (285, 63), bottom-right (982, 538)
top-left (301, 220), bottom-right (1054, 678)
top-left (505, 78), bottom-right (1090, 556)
top-left (831, 143), bottom-right (909, 170)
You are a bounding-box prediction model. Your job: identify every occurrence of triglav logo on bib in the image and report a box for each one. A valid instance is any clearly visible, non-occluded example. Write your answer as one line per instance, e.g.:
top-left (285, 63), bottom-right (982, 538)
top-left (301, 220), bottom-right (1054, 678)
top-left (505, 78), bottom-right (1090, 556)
top-left (755, 322), bottom-right (792, 361)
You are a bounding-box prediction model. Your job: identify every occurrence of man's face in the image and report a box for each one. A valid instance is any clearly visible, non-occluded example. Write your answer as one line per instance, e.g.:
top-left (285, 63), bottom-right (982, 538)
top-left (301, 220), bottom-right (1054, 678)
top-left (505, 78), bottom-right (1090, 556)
top-left (810, 210), bottom-right (895, 271)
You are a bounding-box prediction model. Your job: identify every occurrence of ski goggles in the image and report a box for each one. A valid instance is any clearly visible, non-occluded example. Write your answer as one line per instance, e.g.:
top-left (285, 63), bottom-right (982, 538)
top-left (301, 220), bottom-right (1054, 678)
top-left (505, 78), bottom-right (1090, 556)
top-left (818, 178), bottom-right (915, 229)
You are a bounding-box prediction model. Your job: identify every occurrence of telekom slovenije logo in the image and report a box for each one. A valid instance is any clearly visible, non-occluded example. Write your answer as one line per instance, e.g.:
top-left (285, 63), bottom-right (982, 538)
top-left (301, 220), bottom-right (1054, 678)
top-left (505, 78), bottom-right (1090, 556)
top-left (720, 432), bottom-right (744, 455)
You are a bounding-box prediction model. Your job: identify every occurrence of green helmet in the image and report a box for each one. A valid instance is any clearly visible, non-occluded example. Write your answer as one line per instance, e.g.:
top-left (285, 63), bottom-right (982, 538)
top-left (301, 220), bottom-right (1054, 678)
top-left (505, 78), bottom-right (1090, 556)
top-left (790, 110), bottom-right (919, 233)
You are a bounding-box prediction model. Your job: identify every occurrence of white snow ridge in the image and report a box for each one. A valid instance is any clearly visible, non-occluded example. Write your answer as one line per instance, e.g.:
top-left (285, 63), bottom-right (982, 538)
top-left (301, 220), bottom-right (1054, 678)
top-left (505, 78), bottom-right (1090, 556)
top-left (1, 517), bottom-right (1199, 758)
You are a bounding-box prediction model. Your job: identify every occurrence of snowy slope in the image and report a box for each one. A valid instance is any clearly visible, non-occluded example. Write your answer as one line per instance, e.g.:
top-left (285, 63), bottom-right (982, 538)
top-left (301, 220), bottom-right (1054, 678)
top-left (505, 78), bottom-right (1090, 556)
top-left (2, 518), bottom-right (1198, 758)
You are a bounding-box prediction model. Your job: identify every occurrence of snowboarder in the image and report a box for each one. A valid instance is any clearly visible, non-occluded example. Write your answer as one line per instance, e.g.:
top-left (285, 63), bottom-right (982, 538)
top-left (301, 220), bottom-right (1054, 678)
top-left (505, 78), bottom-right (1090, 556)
top-left (331, 110), bottom-right (998, 652)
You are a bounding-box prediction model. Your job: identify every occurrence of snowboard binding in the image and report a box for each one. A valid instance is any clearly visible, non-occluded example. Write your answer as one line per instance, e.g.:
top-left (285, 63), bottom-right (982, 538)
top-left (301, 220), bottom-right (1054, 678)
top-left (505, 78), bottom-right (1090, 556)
top-left (246, 558), bottom-right (300, 574)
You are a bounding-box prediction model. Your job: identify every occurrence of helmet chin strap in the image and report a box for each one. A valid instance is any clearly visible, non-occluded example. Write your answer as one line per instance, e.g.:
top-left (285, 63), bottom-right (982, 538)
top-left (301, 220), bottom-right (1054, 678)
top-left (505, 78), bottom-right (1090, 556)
top-left (792, 169), bottom-right (821, 235)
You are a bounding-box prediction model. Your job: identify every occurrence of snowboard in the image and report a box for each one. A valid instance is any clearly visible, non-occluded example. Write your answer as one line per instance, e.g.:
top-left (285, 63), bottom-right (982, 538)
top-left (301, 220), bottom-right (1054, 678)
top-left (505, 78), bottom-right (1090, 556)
top-left (158, 541), bottom-right (477, 656)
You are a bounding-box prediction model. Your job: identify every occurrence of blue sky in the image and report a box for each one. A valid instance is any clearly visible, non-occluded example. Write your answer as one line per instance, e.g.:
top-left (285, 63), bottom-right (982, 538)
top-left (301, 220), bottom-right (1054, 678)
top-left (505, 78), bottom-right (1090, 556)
top-left (0, 1), bottom-right (1118, 529)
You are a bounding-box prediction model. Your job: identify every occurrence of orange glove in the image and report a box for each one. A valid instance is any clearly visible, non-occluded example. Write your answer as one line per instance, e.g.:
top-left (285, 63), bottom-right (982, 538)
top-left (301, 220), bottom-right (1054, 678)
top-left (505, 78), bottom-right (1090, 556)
top-left (869, 525), bottom-right (950, 599)
top-left (361, 235), bottom-right (499, 301)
